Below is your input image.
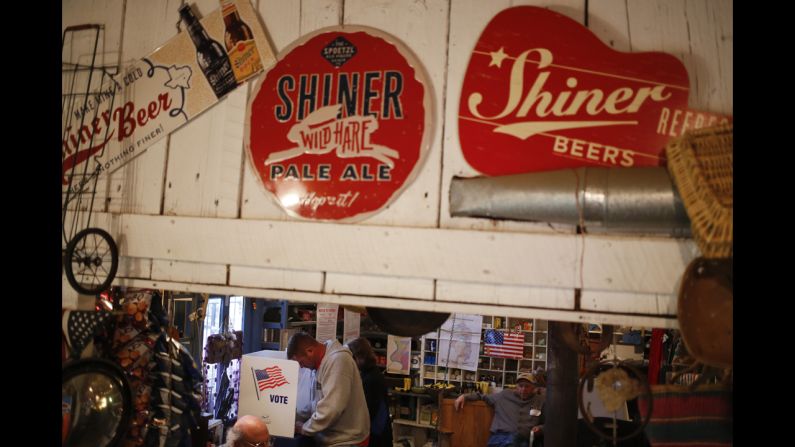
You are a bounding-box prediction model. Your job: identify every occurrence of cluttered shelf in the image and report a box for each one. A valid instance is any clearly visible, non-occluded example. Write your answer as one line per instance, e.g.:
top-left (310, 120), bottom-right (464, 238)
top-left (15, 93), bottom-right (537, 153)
top-left (388, 387), bottom-right (443, 433)
top-left (393, 420), bottom-right (436, 429)
top-left (389, 391), bottom-right (436, 399)
top-left (421, 316), bottom-right (549, 390)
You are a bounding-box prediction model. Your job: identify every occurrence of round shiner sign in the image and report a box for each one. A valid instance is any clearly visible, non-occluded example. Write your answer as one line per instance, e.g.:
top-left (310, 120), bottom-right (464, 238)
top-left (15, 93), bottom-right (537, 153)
top-left (246, 26), bottom-right (433, 221)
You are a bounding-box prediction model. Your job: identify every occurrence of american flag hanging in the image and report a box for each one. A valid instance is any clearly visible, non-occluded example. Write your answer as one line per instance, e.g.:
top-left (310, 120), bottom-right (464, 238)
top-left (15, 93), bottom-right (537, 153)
top-left (484, 329), bottom-right (524, 359)
top-left (254, 366), bottom-right (289, 391)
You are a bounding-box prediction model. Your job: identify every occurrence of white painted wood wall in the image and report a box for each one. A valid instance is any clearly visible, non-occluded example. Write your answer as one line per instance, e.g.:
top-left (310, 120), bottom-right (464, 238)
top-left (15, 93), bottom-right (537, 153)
top-left (61, 0), bottom-right (732, 329)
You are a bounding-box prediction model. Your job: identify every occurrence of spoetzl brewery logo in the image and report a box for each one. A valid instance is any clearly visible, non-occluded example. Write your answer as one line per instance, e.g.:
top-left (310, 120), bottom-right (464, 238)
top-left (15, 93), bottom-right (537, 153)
top-left (459, 6), bottom-right (697, 176)
top-left (246, 27), bottom-right (432, 221)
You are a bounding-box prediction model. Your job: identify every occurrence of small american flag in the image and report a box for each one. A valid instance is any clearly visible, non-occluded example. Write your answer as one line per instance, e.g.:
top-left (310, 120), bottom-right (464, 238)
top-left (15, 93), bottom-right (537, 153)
top-left (484, 329), bottom-right (524, 359)
top-left (254, 366), bottom-right (289, 391)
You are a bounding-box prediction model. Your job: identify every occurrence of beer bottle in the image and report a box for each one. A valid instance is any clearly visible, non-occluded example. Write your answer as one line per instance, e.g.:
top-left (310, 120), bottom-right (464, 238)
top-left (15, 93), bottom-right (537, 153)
top-left (219, 0), bottom-right (263, 82)
top-left (178, 4), bottom-right (237, 99)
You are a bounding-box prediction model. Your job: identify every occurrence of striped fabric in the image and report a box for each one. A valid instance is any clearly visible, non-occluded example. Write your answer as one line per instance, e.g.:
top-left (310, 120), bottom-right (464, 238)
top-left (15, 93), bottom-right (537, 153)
top-left (638, 384), bottom-right (732, 447)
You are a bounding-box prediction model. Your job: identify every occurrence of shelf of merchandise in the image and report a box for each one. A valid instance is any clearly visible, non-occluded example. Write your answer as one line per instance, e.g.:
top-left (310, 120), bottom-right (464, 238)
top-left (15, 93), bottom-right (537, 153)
top-left (388, 390), bottom-right (439, 430)
top-left (243, 299), bottom-right (317, 353)
top-left (420, 316), bottom-right (548, 390)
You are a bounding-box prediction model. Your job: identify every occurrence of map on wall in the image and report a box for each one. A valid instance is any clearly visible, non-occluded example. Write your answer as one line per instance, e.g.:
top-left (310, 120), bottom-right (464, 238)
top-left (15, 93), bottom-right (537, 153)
top-left (437, 339), bottom-right (479, 372)
top-left (440, 313), bottom-right (483, 341)
top-left (432, 314), bottom-right (483, 372)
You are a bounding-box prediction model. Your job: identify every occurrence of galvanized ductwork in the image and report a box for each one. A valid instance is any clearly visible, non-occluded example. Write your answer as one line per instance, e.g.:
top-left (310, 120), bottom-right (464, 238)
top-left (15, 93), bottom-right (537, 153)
top-left (450, 167), bottom-right (691, 236)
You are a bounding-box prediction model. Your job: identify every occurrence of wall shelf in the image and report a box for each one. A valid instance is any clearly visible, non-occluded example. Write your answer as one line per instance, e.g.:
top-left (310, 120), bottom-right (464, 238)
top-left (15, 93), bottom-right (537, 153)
top-left (421, 316), bottom-right (548, 390)
top-left (393, 420), bottom-right (435, 429)
top-left (243, 299), bottom-right (317, 354)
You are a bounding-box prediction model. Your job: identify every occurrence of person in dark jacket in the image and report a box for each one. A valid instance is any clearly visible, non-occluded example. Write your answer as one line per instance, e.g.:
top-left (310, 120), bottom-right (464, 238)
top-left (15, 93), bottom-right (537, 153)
top-left (347, 337), bottom-right (394, 447)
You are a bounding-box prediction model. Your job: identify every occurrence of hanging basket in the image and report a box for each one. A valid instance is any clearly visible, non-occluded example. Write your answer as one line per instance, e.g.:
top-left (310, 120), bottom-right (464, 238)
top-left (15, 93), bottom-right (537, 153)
top-left (665, 124), bottom-right (733, 259)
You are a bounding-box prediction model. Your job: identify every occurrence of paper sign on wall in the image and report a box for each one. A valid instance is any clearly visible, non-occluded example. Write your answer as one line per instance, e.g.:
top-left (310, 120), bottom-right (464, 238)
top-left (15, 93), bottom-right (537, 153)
top-left (62, 0), bottom-right (274, 195)
top-left (386, 335), bottom-right (411, 375)
top-left (239, 350), bottom-right (299, 438)
top-left (343, 309), bottom-right (361, 344)
top-left (315, 303), bottom-right (339, 342)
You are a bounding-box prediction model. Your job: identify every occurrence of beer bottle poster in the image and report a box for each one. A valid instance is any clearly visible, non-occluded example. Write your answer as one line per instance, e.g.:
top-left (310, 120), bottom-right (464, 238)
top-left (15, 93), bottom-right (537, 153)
top-left (62, 0), bottom-right (274, 194)
top-left (458, 6), bottom-right (696, 176)
top-left (245, 26), bottom-right (433, 222)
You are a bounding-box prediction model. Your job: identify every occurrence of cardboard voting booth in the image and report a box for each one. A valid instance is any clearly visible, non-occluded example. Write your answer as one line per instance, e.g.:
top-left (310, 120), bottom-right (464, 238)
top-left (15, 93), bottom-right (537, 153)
top-left (239, 350), bottom-right (299, 438)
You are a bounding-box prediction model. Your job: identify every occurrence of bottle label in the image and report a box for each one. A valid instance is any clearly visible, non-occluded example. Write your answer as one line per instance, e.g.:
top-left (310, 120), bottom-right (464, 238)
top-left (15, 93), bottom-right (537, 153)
top-left (228, 39), bottom-right (263, 82)
top-left (206, 57), bottom-right (237, 98)
top-left (220, 0), bottom-right (236, 16)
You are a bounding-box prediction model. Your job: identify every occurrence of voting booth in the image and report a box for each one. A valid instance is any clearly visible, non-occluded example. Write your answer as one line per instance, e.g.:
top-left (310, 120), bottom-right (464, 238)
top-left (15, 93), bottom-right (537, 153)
top-left (239, 350), bottom-right (300, 438)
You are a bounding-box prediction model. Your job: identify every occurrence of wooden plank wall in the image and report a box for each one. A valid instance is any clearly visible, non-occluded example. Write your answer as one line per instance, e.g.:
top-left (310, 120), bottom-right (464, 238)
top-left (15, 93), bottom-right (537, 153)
top-left (61, 0), bottom-right (732, 329)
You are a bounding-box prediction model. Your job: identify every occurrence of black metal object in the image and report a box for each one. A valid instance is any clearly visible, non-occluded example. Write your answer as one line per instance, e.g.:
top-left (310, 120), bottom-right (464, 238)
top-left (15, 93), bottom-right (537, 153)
top-left (365, 307), bottom-right (450, 337)
top-left (62, 358), bottom-right (133, 447)
top-left (545, 321), bottom-right (580, 447)
top-left (577, 360), bottom-right (652, 443)
top-left (64, 227), bottom-right (119, 295)
top-left (557, 322), bottom-right (614, 356)
top-left (62, 24), bottom-right (120, 295)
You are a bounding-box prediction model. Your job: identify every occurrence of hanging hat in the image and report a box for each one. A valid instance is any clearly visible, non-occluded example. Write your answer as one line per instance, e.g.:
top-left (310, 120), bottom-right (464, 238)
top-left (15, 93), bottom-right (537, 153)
top-left (677, 257), bottom-right (732, 368)
top-left (665, 124), bottom-right (733, 259)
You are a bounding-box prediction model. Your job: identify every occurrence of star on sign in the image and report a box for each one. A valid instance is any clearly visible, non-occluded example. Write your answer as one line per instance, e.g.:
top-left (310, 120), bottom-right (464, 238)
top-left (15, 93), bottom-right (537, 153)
top-left (165, 65), bottom-right (192, 89)
top-left (489, 47), bottom-right (509, 68)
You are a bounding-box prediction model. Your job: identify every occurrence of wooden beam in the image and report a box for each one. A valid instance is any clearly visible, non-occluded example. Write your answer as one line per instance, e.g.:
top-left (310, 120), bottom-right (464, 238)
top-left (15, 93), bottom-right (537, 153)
top-left (114, 277), bottom-right (679, 329)
top-left (88, 212), bottom-right (696, 294)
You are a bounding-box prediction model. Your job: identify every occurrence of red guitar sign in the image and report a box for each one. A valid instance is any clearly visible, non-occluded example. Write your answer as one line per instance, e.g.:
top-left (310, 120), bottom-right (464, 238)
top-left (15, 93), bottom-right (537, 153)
top-left (245, 26), bottom-right (432, 221)
top-left (459, 6), bottom-right (692, 175)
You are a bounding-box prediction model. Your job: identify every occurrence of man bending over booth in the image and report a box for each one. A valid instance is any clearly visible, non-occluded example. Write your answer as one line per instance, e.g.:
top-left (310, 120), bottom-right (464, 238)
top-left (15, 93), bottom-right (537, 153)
top-left (287, 332), bottom-right (370, 447)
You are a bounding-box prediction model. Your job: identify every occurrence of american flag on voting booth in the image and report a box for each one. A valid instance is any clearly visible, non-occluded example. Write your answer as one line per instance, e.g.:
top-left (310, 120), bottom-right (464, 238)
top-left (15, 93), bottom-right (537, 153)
top-left (254, 365), bottom-right (289, 391)
top-left (484, 329), bottom-right (524, 359)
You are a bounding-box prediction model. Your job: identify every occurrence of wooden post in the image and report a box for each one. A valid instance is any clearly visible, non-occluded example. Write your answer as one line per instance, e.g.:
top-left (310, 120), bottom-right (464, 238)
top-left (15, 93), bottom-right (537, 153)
top-left (545, 321), bottom-right (579, 447)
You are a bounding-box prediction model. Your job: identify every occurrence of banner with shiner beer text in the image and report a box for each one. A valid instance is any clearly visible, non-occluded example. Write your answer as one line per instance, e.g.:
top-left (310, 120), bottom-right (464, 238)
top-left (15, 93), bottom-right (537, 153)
top-left (62, 0), bottom-right (274, 195)
top-left (458, 6), bottom-right (731, 176)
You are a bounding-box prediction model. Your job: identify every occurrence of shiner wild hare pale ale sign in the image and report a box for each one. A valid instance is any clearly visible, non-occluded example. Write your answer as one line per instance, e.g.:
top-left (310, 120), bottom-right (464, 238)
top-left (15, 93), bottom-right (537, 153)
top-left (458, 6), bottom-right (728, 176)
top-left (62, 0), bottom-right (272, 195)
top-left (245, 27), bottom-right (433, 222)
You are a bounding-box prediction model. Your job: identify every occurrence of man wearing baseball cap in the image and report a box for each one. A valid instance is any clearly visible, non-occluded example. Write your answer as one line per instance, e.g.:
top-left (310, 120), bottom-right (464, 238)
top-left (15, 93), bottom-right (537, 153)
top-left (454, 372), bottom-right (545, 447)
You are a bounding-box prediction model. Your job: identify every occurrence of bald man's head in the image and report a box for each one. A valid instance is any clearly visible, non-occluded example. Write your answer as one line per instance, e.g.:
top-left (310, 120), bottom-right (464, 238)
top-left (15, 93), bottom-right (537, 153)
top-left (227, 415), bottom-right (270, 446)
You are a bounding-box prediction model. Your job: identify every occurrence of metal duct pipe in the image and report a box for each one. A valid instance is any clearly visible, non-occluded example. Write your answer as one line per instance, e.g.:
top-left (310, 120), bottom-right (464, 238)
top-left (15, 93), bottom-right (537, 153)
top-left (449, 167), bottom-right (691, 236)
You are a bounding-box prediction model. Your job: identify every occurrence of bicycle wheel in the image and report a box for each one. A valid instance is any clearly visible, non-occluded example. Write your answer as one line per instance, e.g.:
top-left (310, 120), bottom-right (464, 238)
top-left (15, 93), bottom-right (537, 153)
top-left (64, 227), bottom-right (119, 295)
top-left (578, 360), bottom-right (652, 443)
